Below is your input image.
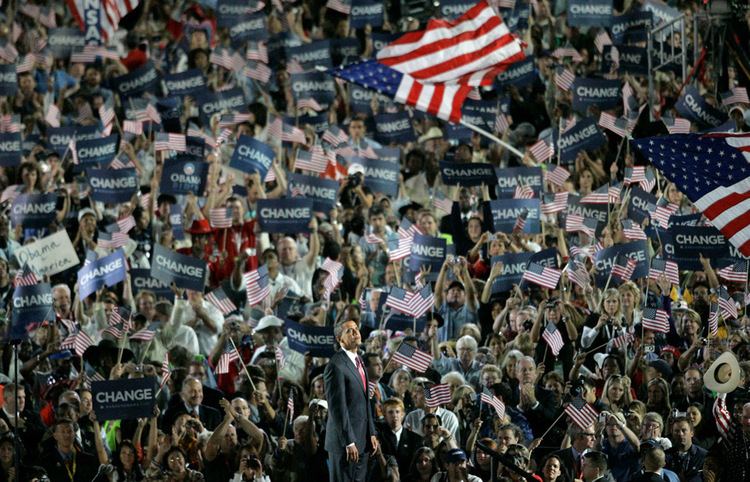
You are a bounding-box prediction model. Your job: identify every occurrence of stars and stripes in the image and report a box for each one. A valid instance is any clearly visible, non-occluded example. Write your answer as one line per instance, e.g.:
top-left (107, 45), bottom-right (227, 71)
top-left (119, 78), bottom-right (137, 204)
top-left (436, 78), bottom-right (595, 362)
top-left (541, 192), bottom-right (568, 214)
top-left (594, 31), bottom-right (612, 53)
top-left (551, 47), bottom-right (583, 63)
top-left (719, 286), bottom-right (738, 320)
top-left (611, 330), bottom-right (635, 349)
top-left (529, 139), bottom-right (554, 163)
top-left (297, 98), bottom-right (323, 112)
top-left (385, 286), bottom-right (435, 318)
top-left (648, 258), bottom-right (679, 286)
top-left (521, 262), bottom-right (561, 290)
top-left (388, 235), bottom-right (414, 261)
top-left (721, 87), bottom-right (750, 106)
top-left (244, 61), bottom-right (272, 83)
top-left (565, 215), bottom-right (597, 237)
top-left (611, 255), bottom-right (637, 281)
top-left (322, 125), bottom-right (349, 147)
top-left (133, 104), bottom-right (161, 124)
top-left (432, 191), bottom-right (453, 214)
top-left (717, 259), bottom-right (749, 283)
top-left (61, 330), bottom-right (95, 357)
top-left (281, 123), bottom-right (307, 145)
top-left (161, 353), bottom-right (171, 387)
top-left (154, 133), bottom-right (187, 152)
top-left (210, 48), bottom-right (245, 72)
top-left (621, 220), bottom-right (647, 241)
top-left (209, 208), bottom-right (233, 229)
top-left (513, 184), bottom-right (534, 199)
top-left (545, 165), bottom-right (570, 187)
top-left (68, 0), bottom-right (141, 42)
top-left (623, 166), bottom-right (647, 185)
top-left (512, 209), bottom-right (529, 234)
top-left (102, 320), bottom-right (129, 339)
top-left (99, 104), bottom-right (115, 128)
top-left (130, 322), bottom-right (160, 342)
top-left (123, 120), bottom-right (143, 135)
top-left (108, 306), bottom-right (131, 329)
top-left (709, 302), bottom-right (720, 337)
top-left (96, 231), bottom-right (129, 250)
top-left (246, 42), bottom-right (269, 63)
top-left (391, 342), bottom-right (433, 373)
top-left (295, 147), bottom-right (328, 173)
top-left (424, 384), bottom-right (452, 407)
top-left (598, 112), bottom-right (632, 138)
top-left (495, 113), bottom-right (510, 134)
top-left (287, 389), bottom-right (295, 420)
top-left (244, 265), bottom-right (271, 305)
top-left (564, 396), bottom-right (598, 429)
top-left (45, 103), bottom-right (60, 128)
top-left (480, 388), bottom-right (505, 418)
top-left (14, 264), bottom-right (39, 287)
top-left (650, 200), bottom-right (678, 228)
top-left (206, 287), bottom-right (238, 316)
top-left (216, 342), bottom-right (240, 375)
top-left (554, 67), bottom-right (575, 91)
top-left (117, 215), bottom-right (136, 234)
top-left (321, 258), bottom-right (345, 299)
top-left (566, 259), bottom-right (590, 289)
top-left (642, 306), bottom-right (670, 333)
top-left (662, 117), bottom-right (691, 135)
top-left (542, 322), bottom-right (564, 356)
top-left (325, 0), bottom-right (351, 14)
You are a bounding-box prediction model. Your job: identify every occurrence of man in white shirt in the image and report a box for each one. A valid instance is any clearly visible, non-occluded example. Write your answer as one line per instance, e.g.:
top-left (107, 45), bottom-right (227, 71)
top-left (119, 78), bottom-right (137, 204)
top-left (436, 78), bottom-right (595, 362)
top-left (403, 379), bottom-right (460, 443)
top-left (261, 248), bottom-right (303, 300)
top-left (156, 300), bottom-right (199, 356)
top-left (277, 218), bottom-right (319, 299)
top-left (175, 291), bottom-right (224, 355)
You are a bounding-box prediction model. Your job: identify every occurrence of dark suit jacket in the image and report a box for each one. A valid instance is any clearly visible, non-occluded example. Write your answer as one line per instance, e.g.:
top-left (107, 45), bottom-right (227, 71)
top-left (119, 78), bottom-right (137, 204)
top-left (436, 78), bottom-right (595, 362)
top-left (549, 447), bottom-right (578, 482)
top-left (507, 380), bottom-right (561, 439)
top-left (0, 408), bottom-right (44, 463)
top-left (324, 350), bottom-right (377, 454)
top-left (376, 422), bottom-right (423, 476)
top-left (37, 447), bottom-right (106, 482)
top-left (664, 444), bottom-right (707, 482)
top-left (161, 401), bottom-right (222, 431)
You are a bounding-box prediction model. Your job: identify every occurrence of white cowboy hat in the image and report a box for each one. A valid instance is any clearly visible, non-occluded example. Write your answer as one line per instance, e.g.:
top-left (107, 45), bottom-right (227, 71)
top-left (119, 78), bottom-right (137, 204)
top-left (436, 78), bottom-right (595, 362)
top-left (704, 351), bottom-right (741, 393)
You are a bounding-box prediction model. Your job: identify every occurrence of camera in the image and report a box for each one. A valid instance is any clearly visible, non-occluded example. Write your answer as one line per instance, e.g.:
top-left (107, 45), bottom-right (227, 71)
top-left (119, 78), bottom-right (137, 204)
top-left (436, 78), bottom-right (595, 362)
top-left (700, 338), bottom-right (708, 346)
top-left (246, 457), bottom-right (261, 470)
top-left (523, 320), bottom-right (533, 331)
top-left (644, 344), bottom-right (655, 353)
top-left (348, 172), bottom-right (362, 187)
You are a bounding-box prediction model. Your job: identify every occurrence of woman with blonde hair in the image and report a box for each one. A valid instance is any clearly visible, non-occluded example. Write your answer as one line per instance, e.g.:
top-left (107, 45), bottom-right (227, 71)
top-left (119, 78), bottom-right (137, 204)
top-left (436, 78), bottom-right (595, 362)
top-left (618, 281), bottom-right (642, 328)
top-left (600, 375), bottom-right (633, 413)
top-left (580, 288), bottom-right (627, 371)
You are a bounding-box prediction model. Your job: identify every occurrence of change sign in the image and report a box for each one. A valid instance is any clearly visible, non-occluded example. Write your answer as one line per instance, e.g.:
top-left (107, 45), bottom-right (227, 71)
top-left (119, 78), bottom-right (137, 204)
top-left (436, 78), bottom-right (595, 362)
top-left (675, 86), bottom-right (727, 129)
top-left (151, 245), bottom-right (207, 292)
top-left (362, 158), bottom-right (400, 197)
top-left (92, 377), bottom-right (158, 421)
top-left (669, 225), bottom-right (729, 270)
top-left (76, 135), bottom-right (119, 165)
top-left (11, 194), bottom-right (58, 229)
top-left (257, 199), bottom-right (314, 234)
top-left (440, 0), bottom-right (474, 18)
top-left (0, 133), bottom-right (21, 167)
top-left (350, 0), bottom-right (384, 28)
top-left (285, 319), bottom-right (335, 357)
top-left (593, 241), bottom-right (649, 287)
top-left (131, 268), bottom-right (172, 300)
top-left (290, 72), bottom-right (336, 110)
top-left (495, 57), bottom-right (536, 87)
top-left (287, 40), bottom-right (332, 71)
top-left (375, 112), bottom-right (415, 144)
top-left (408, 234), bottom-right (447, 279)
top-left (229, 12), bottom-right (267, 46)
top-left (160, 160), bottom-right (209, 196)
top-left (164, 69), bottom-right (206, 97)
top-left (194, 87), bottom-right (246, 124)
top-left (88, 168), bottom-right (138, 203)
top-left (78, 250), bottom-right (127, 299)
top-left (10, 283), bottom-right (53, 340)
top-left (287, 173), bottom-right (338, 212)
top-left (496, 167), bottom-right (543, 198)
top-left (567, 0), bottom-right (613, 27)
top-left (0, 64), bottom-right (17, 96)
top-left (489, 199), bottom-right (541, 233)
top-left (611, 11), bottom-right (652, 44)
top-left (48, 28), bottom-right (86, 58)
top-left (112, 62), bottom-right (159, 98)
top-left (554, 118), bottom-right (606, 164)
top-left (572, 78), bottom-right (621, 113)
top-left (490, 252), bottom-right (533, 293)
top-left (440, 162), bottom-right (497, 186)
top-left (230, 136), bottom-right (275, 180)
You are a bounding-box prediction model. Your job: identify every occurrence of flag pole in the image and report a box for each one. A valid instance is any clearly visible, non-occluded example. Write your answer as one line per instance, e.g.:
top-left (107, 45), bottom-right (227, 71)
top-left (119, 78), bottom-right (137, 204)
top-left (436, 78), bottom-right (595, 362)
top-left (229, 337), bottom-right (257, 391)
top-left (459, 120), bottom-right (524, 159)
top-left (537, 410), bottom-right (567, 441)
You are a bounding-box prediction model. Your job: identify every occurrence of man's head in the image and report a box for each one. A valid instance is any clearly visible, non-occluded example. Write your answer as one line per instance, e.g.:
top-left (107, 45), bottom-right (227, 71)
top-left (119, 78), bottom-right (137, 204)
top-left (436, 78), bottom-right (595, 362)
top-left (232, 397), bottom-right (251, 419)
top-left (480, 365), bottom-right (502, 388)
top-left (570, 423), bottom-right (597, 451)
top-left (684, 368), bottom-right (703, 397)
top-left (496, 424), bottom-right (521, 453)
top-left (515, 356), bottom-right (537, 384)
top-left (444, 448), bottom-right (469, 475)
top-left (2, 384), bottom-right (24, 413)
top-left (348, 118), bottom-right (365, 141)
top-left (581, 451), bottom-right (607, 482)
top-left (52, 419), bottom-right (76, 452)
top-left (640, 442), bottom-right (666, 472)
top-left (422, 413), bottom-right (441, 443)
top-left (368, 206), bottom-right (386, 233)
top-left (181, 377), bottom-right (204, 408)
top-left (456, 335), bottom-right (477, 366)
top-left (383, 398), bottom-right (405, 431)
top-left (277, 237), bottom-right (299, 265)
top-left (446, 280), bottom-right (466, 307)
top-left (544, 298), bottom-right (562, 323)
top-left (670, 417), bottom-right (693, 451)
top-left (53, 284), bottom-right (72, 316)
top-left (363, 353), bottom-right (383, 382)
top-left (334, 320), bottom-right (361, 352)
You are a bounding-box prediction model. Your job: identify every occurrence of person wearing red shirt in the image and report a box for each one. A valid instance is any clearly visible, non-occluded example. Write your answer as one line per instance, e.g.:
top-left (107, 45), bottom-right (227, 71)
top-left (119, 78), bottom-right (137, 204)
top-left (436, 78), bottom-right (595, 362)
top-left (212, 197), bottom-right (260, 282)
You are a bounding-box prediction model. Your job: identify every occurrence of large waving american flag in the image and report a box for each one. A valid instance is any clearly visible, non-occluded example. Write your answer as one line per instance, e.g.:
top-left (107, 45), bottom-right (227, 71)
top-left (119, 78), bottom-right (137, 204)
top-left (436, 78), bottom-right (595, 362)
top-left (330, 1), bottom-right (525, 122)
top-left (67, 0), bottom-right (141, 43)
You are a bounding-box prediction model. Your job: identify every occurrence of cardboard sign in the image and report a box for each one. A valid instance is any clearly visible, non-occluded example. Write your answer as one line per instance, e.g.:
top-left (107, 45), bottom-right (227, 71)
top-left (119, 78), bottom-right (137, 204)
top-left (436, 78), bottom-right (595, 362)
top-left (675, 86), bottom-right (727, 129)
top-left (10, 194), bottom-right (58, 229)
top-left (286, 40), bottom-right (332, 71)
top-left (48, 28), bottom-right (86, 58)
top-left (408, 234), bottom-right (447, 277)
top-left (440, 162), bottom-right (497, 186)
top-left (496, 167), bottom-right (543, 198)
top-left (0, 133), bottom-right (22, 167)
top-left (567, 0), bottom-right (613, 27)
top-left (361, 158), bottom-right (400, 197)
top-left (287, 173), bottom-right (339, 212)
top-left (290, 72), bottom-right (336, 110)
top-left (160, 160), bottom-right (209, 196)
top-left (374, 112), bottom-right (415, 144)
top-left (76, 135), bottom-right (119, 165)
top-left (489, 199), bottom-right (541, 233)
top-left (350, 0), bottom-right (384, 28)
top-left (593, 241), bottom-right (649, 286)
top-left (572, 78), bottom-right (621, 113)
top-left (164, 69), bottom-right (207, 96)
top-left (0, 64), bottom-right (17, 97)
top-left (553, 118), bottom-right (606, 164)
top-left (14, 231), bottom-right (79, 276)
top-left (495, 57), bottom-right (536, 87)
top-left (131, 268), bottom-right (173, 300)
top-left (111, 62), bottom-right (159, 98)
top-left (78, 250), bottom-right (128, 299)
top-left (230, 136), bottom-right (275, 180)
top-left (194, 87), bottom-right (247, 123)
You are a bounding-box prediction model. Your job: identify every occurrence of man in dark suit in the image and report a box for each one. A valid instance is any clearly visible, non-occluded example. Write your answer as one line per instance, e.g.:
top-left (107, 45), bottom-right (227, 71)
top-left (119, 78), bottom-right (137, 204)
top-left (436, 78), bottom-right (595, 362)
top-left (377, 397), bottom-right (423, 476)
top-left (0, 383), bottom-right (44, 463)
top-left (324, 320), bottom-right (378, 482)
top-left (507, 356), bottom-right (561, 439)
top-left (162, 376), bottom-right (222, 430)
top-left (550, 422), bottom-right (597, 482)
top-left (36, 418), bottom-right (106, 481)
top-left (581, 450), bottom-right (609, 482)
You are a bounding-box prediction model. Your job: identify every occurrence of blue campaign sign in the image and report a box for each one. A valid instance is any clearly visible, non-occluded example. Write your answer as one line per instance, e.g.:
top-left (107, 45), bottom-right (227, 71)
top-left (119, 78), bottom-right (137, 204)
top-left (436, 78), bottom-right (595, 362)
top-left (331, 38), bottom-right (361, 63)
top-left (164, 69), bottom-right (207, 97)
top-left (445, 124), bottom-right (473, 143)
top-left (77, 250), bottom-right (127, 299)
top-left (642, 0), bottom-right (680, 29)
top-left (462, 100), bottom-right (499, 134)
top-left (194, 87), bottom-right (246, 124)
top-left (87, 168), bottom-right (138, 203)
top-left (350, 0), bottom-right (384, 28)
top-left (160, 160), bottom-right (209, 196)
top-left (22, 133), bottom-right (40, 155)
top-left (603, 46), bottom-right (648, 76)
top-left (565, 194), bottom-right (609, 226)
top-left (48, 28), bottom-right (86, 58)
top-left (349, 84), bottom-right (383, 114)
top-left (669, 225), bottom-right (730, 269)
top-left (611, 11), bottom-right (652, 44)
top-left (131, 268), bottom-right (173, 300)
top-left (10, 283), bottom-right (54, 340)
top-left (440, 0), bottom-right (474, 18)
top-left (92, 377), bottom-right (158, 421)
top-left (216, 0), bottom-right (263, 27)
top-left (10, 194), bottom-right (58, 229)
top-left (229, 12), bottom-right (268, 46)
top-left (46, 127), bottom-right (75, 156)
top-left (374, 112), bottom-right (415, 144)
top-left (675, 86), bottom-right (727, 129)
top-left (572, 78), bottom-right (621, 114)
top-left (505, 1), bottom-right (530, 32)
top-left (593, 241), bottom-right (649, 286)
top-left (440, 162), bottom-right (497, 186)
top-left (298, 113), bottom-right (330, 134)
top-left (408, 234), bottom-right (447, 277)
top-left (553, 117), bottom-right (606, 164)
top-left (668, 213), bottom-right (702, 228)
top-left (285, 319), bottom-right (335, 357)
top-left (490, 252), bottom-right (534, 293)
top-left (489, 199), bottom-right (541, 233)
top-left (496, 57), bottom-right (536, 87)
top-left (287, 40), bottom-right (332, 71)
top-left (361, 158), bottom-right (400, 197)
top-left (384, 312), bottom-right (426, 332)
top-left (290, 72), bottom-right (336, 110)
top-left (371, 33), bottom-right (399, 54)
top-left (0, 133), bottom-right (22, 167)
top-left (0, 64), bottom-right (17, 96)
top-left (287, 173), bottom-right (339, 212)
top-left (627, 187), bottom-right (657, 224)
top-left (375, 147), bottom-right (401, 164)
top-left (151, 245), bottom-right (208, 291)
top-left (75, 125), bottom-right (101, 141)
top-left (230, 135), bottom-right (275, 180)
top-left (257, 198), bottom-right (314, 234)
top-left (76, 135), bottom-right (119, 165)
top-left (496, 166), bottom-right (543, 198)
top-left (567, 0), bottom-right (613, 27)
top-left (176, 136), bottom-right (206, 162)
top-left (111, 62), bottom-right (159, 98)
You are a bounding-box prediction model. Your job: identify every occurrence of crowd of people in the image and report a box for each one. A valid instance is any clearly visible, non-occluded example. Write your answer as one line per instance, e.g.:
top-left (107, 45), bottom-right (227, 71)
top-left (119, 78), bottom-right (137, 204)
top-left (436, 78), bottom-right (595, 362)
top-left (0, 0), bottom-right (749, 480)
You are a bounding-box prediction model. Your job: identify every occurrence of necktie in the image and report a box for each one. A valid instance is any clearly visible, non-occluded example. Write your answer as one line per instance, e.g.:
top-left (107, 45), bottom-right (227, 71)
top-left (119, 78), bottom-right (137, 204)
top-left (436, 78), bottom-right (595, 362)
top-left (355, 357), bottom-right (366, 390)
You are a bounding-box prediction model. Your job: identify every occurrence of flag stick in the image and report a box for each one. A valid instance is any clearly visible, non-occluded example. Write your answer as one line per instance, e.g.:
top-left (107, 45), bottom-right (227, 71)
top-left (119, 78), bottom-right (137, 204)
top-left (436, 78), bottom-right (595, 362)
top-left (138, 339), bottom-right (153, 364)
top-left (382, 339), bottom-right (404, 372)
top-left (229, 337), bottom-right (257, 391)
top-left (596, 272), bottom-right (614, 312)
top-left (537, 410), bottom-right (566, 441)
top-left (459, 120), bottom-right (524, 159)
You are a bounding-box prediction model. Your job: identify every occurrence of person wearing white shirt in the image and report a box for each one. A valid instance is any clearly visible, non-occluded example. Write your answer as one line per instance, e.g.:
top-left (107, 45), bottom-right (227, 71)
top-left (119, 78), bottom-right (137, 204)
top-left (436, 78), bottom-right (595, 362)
top-left (156, 299), bottom-right (200, 356)
top-left (261, 249), bottom-right (303, 300)
top-left (175, 291), bottom-right (224, 355)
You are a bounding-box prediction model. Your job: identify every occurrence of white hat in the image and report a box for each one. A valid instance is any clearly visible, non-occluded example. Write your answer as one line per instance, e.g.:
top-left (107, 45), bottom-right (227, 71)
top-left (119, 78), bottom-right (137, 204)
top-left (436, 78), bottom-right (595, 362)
top-left (347, 163), bottom-right (365, 176)
top-left (704, 351), bottom-right (741, 393)
top-left (418, 126), bottom-right (443, 144)
top-left (78, 208), bottom-right (96, 222)
top-left (309, 398), bottom-right (328, 410)
top-left (255, 315), bottom-right (284, 332)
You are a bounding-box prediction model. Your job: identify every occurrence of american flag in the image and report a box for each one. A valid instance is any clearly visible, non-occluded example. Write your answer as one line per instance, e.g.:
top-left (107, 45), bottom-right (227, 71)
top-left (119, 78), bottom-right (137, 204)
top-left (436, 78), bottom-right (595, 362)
top-left (0, 43), bottom-right (18, 63)
top-left (623, 166), bottom-right (647, 185)
top-left (513, 184), bottom-right (534, 199)
top-left (244, 61), bottom-right (272, 83)
top-left (368, 381), bottom-right (377, 399)
top-left (99, 104), bottom-right (115, 128)
top-left (154, 133), bottom-right (187, 152)
top-left (432, 191), bottom-right (453, 214)
top-left (15, 54), bottom-right (35, 73)
top-left (286, 389), bottom-right (295, 420)
top-left (717, 259), bottom-right (749, 283)
top-left (123, 120), bottom-right (143, 135)
top-left (564, 396), bottom-right (598, 429)
top-left (117, 215), bottom-right (136, 233)
top-left (286, 58), bottom-right (305, 74)
top-left (541, 192), bottom-right (569, 215)
top-left (388, 235), bottom-right (414, 261)
top-left (97, 231), bottom-right (129, 250)
top-left (130, 322), bottom-right (160, 342)
top-left (554, 67), bottom-right (575, 91)
top-left (134, 104), bottom-right (161, 124)
top-left (0, 115), bottom-right (20, 133)
top-left (322, 258), bottom-right (344, 298)
top-left (594, 31), bottom-right (612, 53)
top-left (662, 117), bottom-right (691, 135)
top-left (14, 264), bottom-right (39, 287)
top-left (622, 81), bottom-right (637, 116)
top-left (612, 330), bottom-right (635, 349)
top-left (322, 125), bottom-right (349, 147)
top-left (333, 0), bottom-right (525, 123)
top-left (244, 265), bottom-right (271, 305)
top-left (206, 287), bottom-right (238, 315)
top-left (246, 42), bottom-right (269, 63)
top-left (551, 47), bottom-right (583, 63)
top-left (708, 302), bottom-right (720, 337)
top-left (161, 353), bottom-right (171, 387)
top-left (566, 259), bottom-right (589, 289)
top-left (216, 342), bottom-right (240, 375)
top-left (719, 286), bottom-right (738, 319)
top-left (529, 139), bottom-right (554, 163)
top-left (512, 209), bottom-right (529, 233)
top-left (495, 113), bottom-right (510, 134)
top-left (295, 148), bottom-right (328, 173)
top-left (648, 258), bottom-right (679, 286)
top-left (565, 215), bottom-right (597, 237)
top-left (68, 0), bottom-right (140, 42)
top-left (274, 346), bottom-right (285, 368)
top-left (102, 320), bottom-right (128, 339)
top-left (542, 322), bottom-right (564, 356)
top-left (218, 113), bottom-right (252, 129)
top-left (642, 306), bottom-right (670, 333)
top-left (621, 220), bottom-right (647, 241)
top-left (297, 98), bottom-right (323, 111)
top-left (580, 184), bottom-right (612, 204)
top-left (358, 144), bottom-right (378, 159)
top-left (650, 200), bottom-right (678, 228)
top-left (521, 262), bottom-right (561, 290)
top-left (424, 384), bottom-right (452, 407)
top-left (611, 255), bottom-right (637, 281)
top-left (545, 165), bottom-right (570, 187)
top-left (721, 87), bottom-right (750, 106)
top-left (598, 112), bottom-right (631, 138)
top-left (45, 103), bottom-right (60, 127)
top-left (326, 0), bottom-right (351, 15)
top-left (61, 330), bottom-right (95, 357)
top-left (392, 342), bottom-right (432, 372)
top-left (281, 123), bottom-right (307, 145)
top-left (210, 48), bottom-right (244, 71)
top-left (75, 101), bottom-right (94, 124)
top-left (209, 208), bottom-right (233, 229)
top-left (70, 49), bottom-right (98, 63)
top-left (480, 388), bottom-right (505, 418)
